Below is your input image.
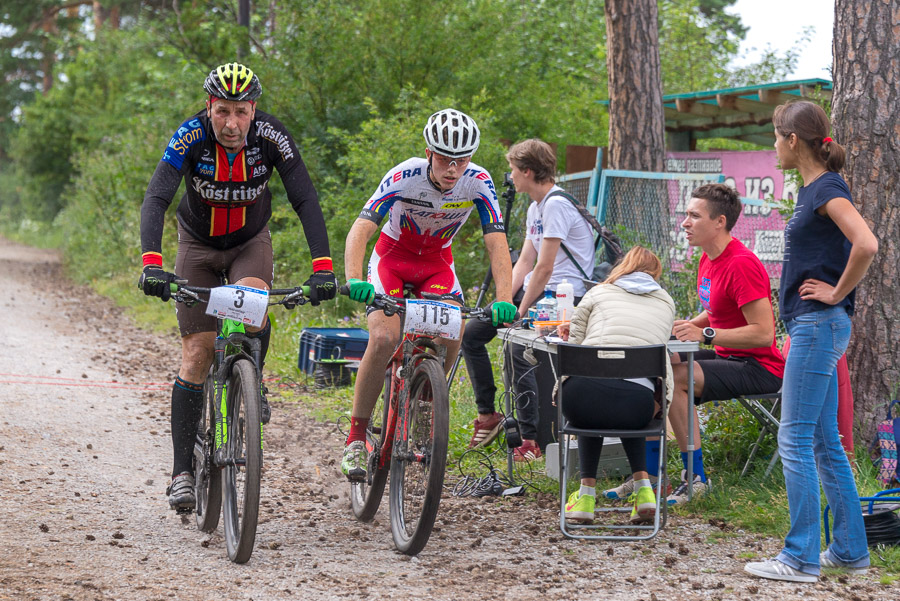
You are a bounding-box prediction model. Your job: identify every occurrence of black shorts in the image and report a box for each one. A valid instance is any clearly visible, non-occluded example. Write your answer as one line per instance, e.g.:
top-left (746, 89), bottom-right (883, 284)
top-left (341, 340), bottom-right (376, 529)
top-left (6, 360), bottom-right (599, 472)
top-left (174, 222), bottom-right (274, 336)
top-left (678, 349), bottom-right (782, 405)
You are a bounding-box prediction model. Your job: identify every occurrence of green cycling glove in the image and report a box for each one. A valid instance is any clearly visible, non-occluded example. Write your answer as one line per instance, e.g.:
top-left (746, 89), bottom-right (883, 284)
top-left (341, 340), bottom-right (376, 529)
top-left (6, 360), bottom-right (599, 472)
top-left (490, 301), bottom-right (517, 327)
top-left (347, 278), bottom-right (376, 305)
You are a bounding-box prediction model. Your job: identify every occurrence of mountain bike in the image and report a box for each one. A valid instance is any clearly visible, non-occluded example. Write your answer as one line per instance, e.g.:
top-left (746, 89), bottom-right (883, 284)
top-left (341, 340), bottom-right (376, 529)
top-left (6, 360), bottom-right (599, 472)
top-left (343, 286), bottom-right (490, 555)
top-left (171, 281), bottom-right (310, 564)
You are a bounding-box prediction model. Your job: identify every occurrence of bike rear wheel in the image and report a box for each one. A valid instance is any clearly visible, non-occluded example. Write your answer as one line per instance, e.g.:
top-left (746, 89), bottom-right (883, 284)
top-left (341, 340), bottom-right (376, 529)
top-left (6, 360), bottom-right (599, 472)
top-left (222, 359), bottom-right (262, 564)
top-left (389, 357), bottom-right (449, 555)
top-left (194, 370), bottom-right (222, 532)
top-left (350, 369), bottom-right (392, 521)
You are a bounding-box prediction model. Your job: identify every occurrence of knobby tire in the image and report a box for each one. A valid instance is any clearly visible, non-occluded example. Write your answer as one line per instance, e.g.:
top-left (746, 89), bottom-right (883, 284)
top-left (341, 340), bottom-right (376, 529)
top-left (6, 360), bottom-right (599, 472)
top-left (194, 370), bottom-right (222, 532)
top-left (222, 359), bottom-right (262, 564)
top-left (350, 370), bottom-right (392, 521)
top-left (389, 357), bottom-right (449, 555)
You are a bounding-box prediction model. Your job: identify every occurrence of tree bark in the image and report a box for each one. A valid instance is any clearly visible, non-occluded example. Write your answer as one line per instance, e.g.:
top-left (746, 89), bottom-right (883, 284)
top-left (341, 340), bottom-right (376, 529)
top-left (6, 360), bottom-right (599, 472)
top-left (604, 0), bottom-right (666, 171)
top-left (832, 0), bottom-right (900, 441)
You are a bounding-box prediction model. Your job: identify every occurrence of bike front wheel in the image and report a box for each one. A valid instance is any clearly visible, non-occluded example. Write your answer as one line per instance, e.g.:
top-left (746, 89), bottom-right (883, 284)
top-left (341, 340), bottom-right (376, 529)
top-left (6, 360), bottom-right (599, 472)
top-left (389, 357), bottom-right (449, 555)
top-left (194, 369), bottom-right (222, 532)
top-left (350, 369), bottom-right (392, 521)
top-left (222, 358), bottom-right (262, 564)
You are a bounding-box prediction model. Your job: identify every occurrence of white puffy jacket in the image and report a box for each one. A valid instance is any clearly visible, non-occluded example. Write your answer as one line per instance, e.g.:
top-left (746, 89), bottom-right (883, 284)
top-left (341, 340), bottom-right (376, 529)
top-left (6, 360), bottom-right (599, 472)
top-left (568, 272), bottom-right (676, 401)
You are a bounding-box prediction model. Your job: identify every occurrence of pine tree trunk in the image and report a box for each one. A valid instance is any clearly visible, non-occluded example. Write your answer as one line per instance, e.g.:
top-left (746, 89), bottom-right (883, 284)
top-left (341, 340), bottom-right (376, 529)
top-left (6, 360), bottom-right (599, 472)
top-left (604, 0), bottom-right (665, 171)
top-left (832, 0), bottom-right (900, 440)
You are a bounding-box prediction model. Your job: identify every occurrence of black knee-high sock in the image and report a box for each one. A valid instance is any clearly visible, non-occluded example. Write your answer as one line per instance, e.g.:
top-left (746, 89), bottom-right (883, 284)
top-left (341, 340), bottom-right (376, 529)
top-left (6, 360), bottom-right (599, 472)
top-left (171, 376), bottom-right (204, 478)
top-left (248, 319), bottom-right (271, 370)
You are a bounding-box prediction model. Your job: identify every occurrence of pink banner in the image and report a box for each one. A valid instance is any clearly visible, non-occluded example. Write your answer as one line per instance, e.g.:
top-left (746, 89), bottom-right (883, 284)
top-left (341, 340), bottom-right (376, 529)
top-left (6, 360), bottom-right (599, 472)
top-left (666, 150), bottom-right (796, 281)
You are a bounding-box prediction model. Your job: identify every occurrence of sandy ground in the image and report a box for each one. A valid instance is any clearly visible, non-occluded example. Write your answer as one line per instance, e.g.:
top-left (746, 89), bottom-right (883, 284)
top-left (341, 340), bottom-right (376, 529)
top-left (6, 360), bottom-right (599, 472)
top-left (0, 236), bottom-right (896, 601)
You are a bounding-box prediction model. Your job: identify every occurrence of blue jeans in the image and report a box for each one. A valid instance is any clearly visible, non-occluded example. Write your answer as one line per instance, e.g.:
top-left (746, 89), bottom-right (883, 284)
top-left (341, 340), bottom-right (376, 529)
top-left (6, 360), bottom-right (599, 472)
top-left (777, 306), bottom-right (869, 574)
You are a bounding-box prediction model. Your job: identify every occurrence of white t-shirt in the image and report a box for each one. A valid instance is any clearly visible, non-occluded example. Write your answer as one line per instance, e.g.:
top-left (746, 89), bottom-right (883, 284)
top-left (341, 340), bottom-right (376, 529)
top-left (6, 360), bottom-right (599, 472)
top-left (522, 186), bottom-right (595, 296)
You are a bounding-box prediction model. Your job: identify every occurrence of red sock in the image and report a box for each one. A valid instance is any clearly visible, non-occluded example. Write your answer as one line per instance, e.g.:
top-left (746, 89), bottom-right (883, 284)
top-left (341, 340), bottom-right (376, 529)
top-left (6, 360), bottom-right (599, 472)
top-left (346, 416), bottom-right (369, 444)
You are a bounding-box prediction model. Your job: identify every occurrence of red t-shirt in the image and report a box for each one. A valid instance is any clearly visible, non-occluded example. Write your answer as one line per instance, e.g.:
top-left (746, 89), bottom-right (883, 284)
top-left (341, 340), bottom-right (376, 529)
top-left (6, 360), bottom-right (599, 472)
top-left (697, 238), bottom-right (785, 379)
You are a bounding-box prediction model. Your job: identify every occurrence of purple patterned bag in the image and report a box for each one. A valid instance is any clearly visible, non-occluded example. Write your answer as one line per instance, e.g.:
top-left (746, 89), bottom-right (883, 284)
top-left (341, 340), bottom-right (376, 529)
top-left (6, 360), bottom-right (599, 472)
top-left (876, 400), bottom-right (899, 487)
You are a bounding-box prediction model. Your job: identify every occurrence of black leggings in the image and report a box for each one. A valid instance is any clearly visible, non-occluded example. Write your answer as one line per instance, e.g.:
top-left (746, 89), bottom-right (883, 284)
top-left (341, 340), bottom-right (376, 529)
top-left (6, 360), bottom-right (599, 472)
top-left (560, 377), bottom-right (655, 480)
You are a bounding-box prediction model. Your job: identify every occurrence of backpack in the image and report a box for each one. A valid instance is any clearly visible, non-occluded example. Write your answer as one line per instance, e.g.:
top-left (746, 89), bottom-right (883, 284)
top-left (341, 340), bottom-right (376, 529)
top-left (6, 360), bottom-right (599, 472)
top-left (553, 190), bottom-right (624, 282)
top-left (875, 399), bottom-right (900, 487)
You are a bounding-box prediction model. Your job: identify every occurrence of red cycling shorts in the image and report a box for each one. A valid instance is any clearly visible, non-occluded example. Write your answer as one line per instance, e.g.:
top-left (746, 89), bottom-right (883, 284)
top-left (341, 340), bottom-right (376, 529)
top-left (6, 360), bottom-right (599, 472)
top-left (367, 233), bottom-right (463, 301)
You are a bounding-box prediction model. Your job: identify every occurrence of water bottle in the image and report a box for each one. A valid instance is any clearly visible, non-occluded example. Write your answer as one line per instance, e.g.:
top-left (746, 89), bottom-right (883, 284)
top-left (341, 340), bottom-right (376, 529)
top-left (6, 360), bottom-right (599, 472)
top-left (535, 289), bottom-right (557, 321)
top-left (556, 279), bottom-right (575, 322)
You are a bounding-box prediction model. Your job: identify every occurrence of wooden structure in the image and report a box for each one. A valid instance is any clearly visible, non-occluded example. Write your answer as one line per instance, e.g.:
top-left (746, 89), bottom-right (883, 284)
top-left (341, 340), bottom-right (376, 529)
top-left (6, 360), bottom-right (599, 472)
top-left (662, 78), bottom-right (833, 150)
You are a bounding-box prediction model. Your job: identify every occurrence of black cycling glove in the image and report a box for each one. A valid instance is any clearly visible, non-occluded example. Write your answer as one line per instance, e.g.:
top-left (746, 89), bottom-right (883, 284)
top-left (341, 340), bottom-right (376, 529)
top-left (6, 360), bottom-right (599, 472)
top-left (138, 266), bottom-right (177, 302)
top-left (304, 270), bottom-right (338, 306)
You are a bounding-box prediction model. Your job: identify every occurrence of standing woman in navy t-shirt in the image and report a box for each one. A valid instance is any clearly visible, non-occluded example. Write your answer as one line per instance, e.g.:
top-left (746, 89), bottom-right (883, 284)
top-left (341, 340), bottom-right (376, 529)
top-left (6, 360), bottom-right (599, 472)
top-left (745, 101), bottom-right (878, 583)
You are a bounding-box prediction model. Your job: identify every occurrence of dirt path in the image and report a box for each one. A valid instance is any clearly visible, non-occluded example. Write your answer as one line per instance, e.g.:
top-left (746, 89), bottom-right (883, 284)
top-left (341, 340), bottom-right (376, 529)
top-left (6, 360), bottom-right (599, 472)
top-left (0, 236), bottom-right (895, 601)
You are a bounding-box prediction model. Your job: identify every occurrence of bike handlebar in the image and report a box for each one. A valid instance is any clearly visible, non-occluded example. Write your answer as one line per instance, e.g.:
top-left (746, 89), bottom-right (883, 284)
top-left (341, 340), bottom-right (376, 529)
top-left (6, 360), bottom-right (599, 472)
top-left (338, 285), bottom-right (498, 321)
top-left (170, 282), bottom-right (311, 309)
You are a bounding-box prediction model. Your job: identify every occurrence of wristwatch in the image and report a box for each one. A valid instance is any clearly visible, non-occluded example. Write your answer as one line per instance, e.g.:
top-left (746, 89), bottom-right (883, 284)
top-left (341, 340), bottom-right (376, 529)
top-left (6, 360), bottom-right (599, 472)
top-left (702, 327), bottom-right (717, 345)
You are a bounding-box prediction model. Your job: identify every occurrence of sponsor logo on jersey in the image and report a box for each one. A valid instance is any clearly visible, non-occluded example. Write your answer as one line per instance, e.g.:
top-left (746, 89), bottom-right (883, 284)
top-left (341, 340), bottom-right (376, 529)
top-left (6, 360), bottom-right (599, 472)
top-left (402, 198), bottom-right (433, 208)
top-left (191, 177), bottom-right (268, 204)
top-left (167, 120), bottom-right (204, 156)
top-left (379, 167), bottom-right (423, 193)
top-left (196, 163), bottom-right (215, 177)
top-left (430, 284), bottom-right (449, 290)
top-left (390, 287), bottom-right (401, 296)
top-left (256, 121), bottom-right (294, 161)
top-left (245, 147), bottom-right (261, 166)
top-left (406, 209), bottom-right (467, 220)
top-left (251, 165), bottom-right (268, 178)
top-left (441, 200), bottom-right (473, 209)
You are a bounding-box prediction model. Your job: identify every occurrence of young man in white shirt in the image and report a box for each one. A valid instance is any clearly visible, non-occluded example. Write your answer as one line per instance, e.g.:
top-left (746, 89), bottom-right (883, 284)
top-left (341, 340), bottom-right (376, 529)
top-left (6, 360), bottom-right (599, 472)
top-left (461, 139), bottom-right (595, 460)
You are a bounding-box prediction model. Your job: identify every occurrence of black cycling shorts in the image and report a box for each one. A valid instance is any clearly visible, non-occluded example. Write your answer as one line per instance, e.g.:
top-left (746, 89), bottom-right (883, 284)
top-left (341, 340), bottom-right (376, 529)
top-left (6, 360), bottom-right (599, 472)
top-left (678, 349), bottom-right (782, 405)
top-left (174, 222), bottom-right (274, 336)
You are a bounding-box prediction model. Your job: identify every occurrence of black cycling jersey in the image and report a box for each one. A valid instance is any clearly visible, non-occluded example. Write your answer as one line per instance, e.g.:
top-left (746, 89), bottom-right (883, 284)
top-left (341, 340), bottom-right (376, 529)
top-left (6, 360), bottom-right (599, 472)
top-left (140, 109), bottom-right (330, 269)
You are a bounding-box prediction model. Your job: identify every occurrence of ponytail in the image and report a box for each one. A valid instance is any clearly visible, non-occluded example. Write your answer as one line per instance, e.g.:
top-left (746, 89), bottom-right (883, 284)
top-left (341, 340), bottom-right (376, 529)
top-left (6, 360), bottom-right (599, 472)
top-left (820, 137), bottom-right (846, 173)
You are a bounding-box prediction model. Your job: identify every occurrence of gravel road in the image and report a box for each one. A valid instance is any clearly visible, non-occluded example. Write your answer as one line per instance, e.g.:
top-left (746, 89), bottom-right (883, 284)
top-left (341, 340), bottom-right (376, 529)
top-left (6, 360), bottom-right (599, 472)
top-left (0, 236), bottom-right (895, 601)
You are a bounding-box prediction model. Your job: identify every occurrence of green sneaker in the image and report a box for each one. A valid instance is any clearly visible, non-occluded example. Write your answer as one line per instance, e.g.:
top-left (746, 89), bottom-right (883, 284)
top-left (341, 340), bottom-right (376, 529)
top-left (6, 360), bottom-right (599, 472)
top-left (630, 485), bottom-right (657, 524)
top-left (565, 490), bottom-right (595, 523)
top-left (341, 440), bottom-right (367, 482)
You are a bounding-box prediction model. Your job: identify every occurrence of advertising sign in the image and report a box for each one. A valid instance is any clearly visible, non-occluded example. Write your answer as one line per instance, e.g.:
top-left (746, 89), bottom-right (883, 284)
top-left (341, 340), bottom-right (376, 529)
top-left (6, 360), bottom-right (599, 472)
top-left (666, 150), bottom-right (796, 281)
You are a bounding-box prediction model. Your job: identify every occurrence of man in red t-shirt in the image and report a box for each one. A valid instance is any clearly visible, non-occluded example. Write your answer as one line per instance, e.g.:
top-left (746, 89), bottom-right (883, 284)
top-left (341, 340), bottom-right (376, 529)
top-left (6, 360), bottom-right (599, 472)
top-left (667, 183), bottom-right (784, 504)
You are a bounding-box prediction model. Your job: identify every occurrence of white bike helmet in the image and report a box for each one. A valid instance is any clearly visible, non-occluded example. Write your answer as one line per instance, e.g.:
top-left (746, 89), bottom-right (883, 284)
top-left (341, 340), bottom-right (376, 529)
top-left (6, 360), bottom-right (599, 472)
top-left (423, 109), bottom-right (480, 158)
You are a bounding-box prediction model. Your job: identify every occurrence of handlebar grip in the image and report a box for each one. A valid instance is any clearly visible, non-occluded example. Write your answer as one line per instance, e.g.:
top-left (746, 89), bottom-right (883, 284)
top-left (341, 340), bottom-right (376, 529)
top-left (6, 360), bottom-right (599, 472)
top-left (340, 285), bottom-right (350, 296)
top-left (301, 285), bottom-right (310, 296)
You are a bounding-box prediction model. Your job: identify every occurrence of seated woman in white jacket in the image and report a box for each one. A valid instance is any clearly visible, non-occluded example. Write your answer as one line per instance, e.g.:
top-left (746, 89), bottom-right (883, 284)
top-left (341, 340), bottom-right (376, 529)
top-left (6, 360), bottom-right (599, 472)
top-left (558, 246), bottom-right (675, 524)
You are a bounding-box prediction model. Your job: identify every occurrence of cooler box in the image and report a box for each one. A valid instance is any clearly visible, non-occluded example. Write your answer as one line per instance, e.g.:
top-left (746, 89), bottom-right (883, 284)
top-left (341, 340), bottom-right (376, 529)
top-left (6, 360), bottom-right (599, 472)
top-left (298, 327), bottom-right (369, 374)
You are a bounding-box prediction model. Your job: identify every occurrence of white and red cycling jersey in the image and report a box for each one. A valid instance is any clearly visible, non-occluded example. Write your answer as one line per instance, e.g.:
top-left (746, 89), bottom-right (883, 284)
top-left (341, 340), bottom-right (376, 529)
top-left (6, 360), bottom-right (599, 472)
top-left (359, 157), bottom-right (505, 299)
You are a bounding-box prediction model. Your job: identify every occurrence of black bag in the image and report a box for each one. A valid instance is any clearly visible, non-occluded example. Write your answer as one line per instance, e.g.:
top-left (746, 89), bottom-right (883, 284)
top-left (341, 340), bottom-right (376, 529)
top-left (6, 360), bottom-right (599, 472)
top-left (553, 190), bottom-right (624, 282)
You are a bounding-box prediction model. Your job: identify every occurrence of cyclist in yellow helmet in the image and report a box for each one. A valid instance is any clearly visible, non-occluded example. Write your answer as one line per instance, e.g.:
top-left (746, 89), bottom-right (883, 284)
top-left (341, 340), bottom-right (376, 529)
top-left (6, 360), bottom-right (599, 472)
top-left (138, 62), bottom-right (337, 511)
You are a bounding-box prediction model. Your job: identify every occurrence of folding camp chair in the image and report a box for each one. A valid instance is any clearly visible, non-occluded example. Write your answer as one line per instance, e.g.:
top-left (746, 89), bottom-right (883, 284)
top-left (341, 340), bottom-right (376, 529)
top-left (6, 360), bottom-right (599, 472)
top-left (554, 343), bottom-right (669, 541)
top-left (736, 392), bottom-right (782, 477)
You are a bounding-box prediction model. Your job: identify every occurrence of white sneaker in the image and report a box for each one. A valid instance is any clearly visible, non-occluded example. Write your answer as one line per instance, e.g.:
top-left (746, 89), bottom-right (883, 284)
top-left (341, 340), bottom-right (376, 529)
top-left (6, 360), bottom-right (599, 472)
top-left (744, 559), bottom-right (817, 583)
top-left (820, 551), bottom-right (869, 575)
top-left (603, 474), bottom-right (659, 500)
top-left (666, 470), bottom-right (710, 505)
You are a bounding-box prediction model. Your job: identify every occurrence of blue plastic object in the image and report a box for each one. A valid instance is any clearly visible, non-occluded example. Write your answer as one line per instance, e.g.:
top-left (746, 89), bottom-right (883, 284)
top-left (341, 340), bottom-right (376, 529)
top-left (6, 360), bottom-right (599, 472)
top-left (824, 487), bottom-right (900, 545)
top-left (298, 327), bottom-right (369, 374)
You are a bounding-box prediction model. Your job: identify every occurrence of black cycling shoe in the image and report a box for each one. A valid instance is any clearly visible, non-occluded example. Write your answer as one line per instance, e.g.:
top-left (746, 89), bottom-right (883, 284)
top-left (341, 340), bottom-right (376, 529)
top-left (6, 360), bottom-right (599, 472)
top-left (260, 384), bottom-right (271, 425)
top-left (167, 471), bottom-right (196, 512)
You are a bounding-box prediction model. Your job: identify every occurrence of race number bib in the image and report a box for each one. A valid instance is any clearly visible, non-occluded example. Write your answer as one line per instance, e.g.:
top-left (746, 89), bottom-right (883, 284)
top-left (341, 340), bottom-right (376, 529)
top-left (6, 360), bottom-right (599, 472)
top-left (404, 299), bottom-right (462, 340)
top-left (206, 285), bottom-right (269, 328)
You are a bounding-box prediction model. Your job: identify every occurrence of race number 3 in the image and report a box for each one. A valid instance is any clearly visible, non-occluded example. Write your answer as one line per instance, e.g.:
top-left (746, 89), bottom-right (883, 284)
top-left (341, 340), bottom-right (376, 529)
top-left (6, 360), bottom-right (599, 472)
top-left (206, 285), bottom-right (269, 328)
top-left (404, 299), bottom-right (462, 340)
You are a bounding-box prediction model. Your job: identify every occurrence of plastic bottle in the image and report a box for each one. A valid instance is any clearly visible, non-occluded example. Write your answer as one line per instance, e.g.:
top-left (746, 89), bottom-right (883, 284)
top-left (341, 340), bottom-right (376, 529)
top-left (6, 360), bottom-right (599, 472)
top-left (535, 289), bottom-right (557, 321)
top-left (556, 279), bottom-right (575, 322)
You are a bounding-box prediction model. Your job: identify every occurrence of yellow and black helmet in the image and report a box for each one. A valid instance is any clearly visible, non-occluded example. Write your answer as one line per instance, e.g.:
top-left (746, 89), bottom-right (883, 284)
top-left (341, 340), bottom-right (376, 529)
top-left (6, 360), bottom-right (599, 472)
top-left (203, 62), bottom-right (262, 102)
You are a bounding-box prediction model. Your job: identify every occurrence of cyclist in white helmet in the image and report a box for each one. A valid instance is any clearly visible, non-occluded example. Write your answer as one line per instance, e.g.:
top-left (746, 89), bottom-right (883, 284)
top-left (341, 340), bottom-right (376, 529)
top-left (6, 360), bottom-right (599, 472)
top-left (340, 108), bottom-right (516, 481)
